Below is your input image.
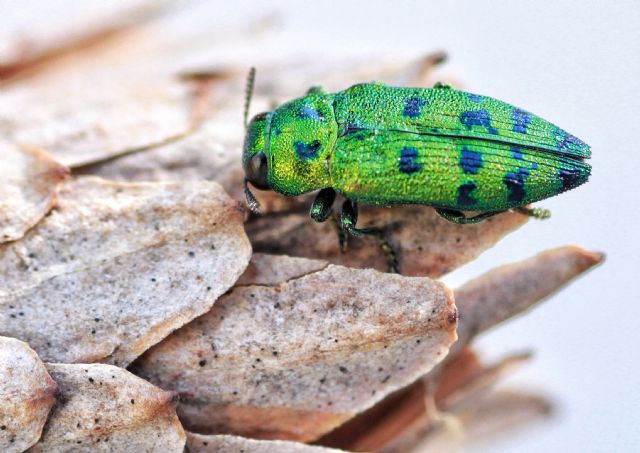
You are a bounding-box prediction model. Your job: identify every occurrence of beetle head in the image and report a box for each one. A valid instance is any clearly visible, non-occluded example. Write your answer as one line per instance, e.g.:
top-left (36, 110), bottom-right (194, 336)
top-left (243, 111), bottom-right (272, 212)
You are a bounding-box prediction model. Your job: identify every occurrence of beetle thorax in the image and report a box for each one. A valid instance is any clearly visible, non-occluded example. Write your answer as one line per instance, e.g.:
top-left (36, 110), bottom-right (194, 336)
top-left (266, 94), bottom-right (337, 196)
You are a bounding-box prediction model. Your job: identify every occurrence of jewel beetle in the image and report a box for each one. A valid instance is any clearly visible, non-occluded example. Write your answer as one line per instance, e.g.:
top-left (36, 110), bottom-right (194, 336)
top-left (242, 68), bottom-right (591, 268)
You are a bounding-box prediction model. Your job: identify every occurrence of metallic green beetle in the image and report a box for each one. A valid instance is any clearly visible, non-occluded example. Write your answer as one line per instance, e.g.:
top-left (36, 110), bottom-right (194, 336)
top-left (242, 69), bottom-right (591, 259)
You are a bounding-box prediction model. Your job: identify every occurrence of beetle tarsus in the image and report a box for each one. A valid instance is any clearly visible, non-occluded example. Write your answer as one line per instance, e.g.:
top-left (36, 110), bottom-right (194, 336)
top-left (306, 86), bottom-right (325, 95)
top-left (378, 235), bottom-right (399, 274)
top-left (339, 200), bottom-right (400, 273)
top-left (516, 206), bottom-right (551, 220)
top-left (436, 208), bottom-right (503, 224)
top-left (433, 81), bottom-right (453, 89)
top-left (329, 216), bottom-right (348, 252)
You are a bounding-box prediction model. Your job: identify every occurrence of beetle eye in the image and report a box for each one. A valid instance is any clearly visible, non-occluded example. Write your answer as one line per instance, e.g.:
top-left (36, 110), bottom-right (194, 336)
top-left (247, 152), bottom-right (269, 190)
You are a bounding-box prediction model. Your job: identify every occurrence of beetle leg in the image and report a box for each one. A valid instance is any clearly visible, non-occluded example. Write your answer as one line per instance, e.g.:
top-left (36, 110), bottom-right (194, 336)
top-left (340, 200), bottom-right (399, 273)
top-left (338, 199), bottom-right (358, 251)
top-left (436, 208), bottom-right (503, 224)
top-left (377, 238), bottom-right (399, 274)
top-left (433, 81), bottom-right (453, 89)
top-left (516, 206), bottom-right (551, 220)
top-left (330, 215), bottom-right (348, 252)
top-left (339, 199), bottom-right (359, 234)
top-left (309, 188), bottom-right (336, 223)
top-left (306, 86), bottom-right (325, 95)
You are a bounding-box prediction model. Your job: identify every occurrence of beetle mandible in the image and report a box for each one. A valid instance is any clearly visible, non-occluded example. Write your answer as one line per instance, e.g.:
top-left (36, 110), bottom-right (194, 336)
top-left (242, 69), bottom-right (591, 270)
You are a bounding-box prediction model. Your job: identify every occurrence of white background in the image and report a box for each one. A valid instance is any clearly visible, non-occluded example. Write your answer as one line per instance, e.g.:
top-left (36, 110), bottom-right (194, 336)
top-left (3, 1), bottom-right (639, 451)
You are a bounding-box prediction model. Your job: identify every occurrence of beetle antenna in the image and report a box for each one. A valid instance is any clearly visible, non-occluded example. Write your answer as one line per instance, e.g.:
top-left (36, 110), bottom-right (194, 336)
top-left (244, 178), bottom-right (261, 213)
top-left (244, 67), bottom-right (256, 130)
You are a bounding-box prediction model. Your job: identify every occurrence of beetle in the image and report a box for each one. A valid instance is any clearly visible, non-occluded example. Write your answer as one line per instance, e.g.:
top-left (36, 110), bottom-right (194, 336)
top-left (242, 69), bottom-right (591, 269)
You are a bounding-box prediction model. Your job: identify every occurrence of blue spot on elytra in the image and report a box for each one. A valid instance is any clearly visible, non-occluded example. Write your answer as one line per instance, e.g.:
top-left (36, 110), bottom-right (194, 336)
top-left (511, 147), bottom-right (538, 171)
top-left (466, 93), bottom-right (483, 103)
top-left (403, 96), bottom-right (427, 118)
top-left (460, 147), bottom-right (483, 174)
top-left (511, 146), bottom-right (524, 160)
top-left (460, 109), bottom-right (498, 135)
top-left (399, 147), bottom-right (422, 174)
top-left (294, 140), bottom-right (322, 160)
top-left (299, 105), bottom-right (323, 120)
top-left (504, 167), bottom-right (530, 203)
top-left (558, 167), bottom-right (582, 190)
top-left (511, 108), bottom-right (531, 134)
top-left (457, 182), bottom-right (477, 206)
top-left (556, 129), bottom-right (587, 150)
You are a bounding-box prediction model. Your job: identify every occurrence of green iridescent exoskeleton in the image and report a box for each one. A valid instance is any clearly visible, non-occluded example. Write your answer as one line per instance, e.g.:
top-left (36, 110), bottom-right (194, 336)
top-left (243, 78), bottom-right (591, 270)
